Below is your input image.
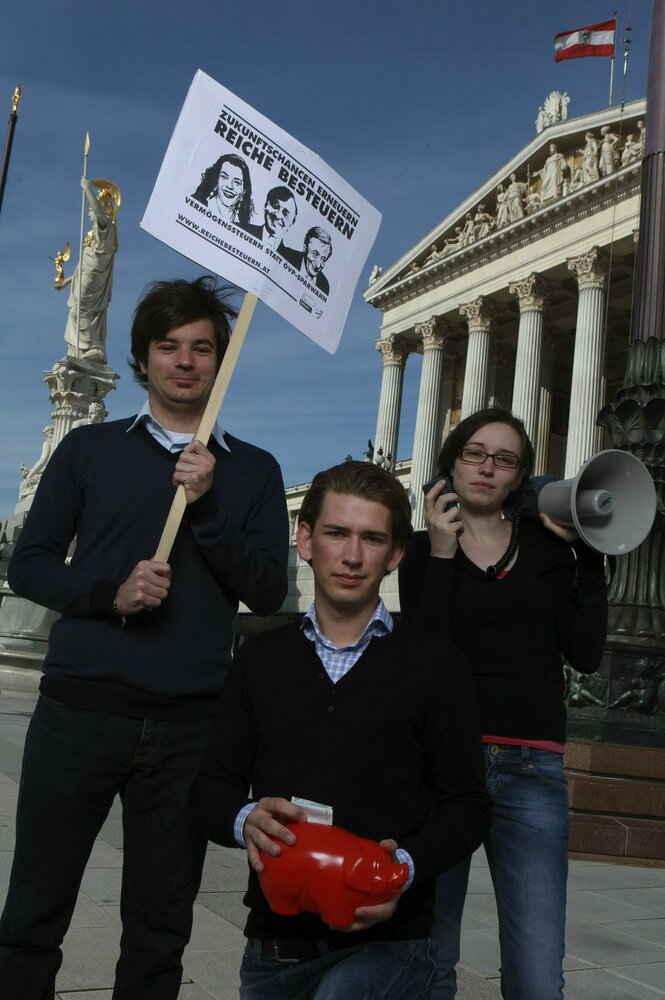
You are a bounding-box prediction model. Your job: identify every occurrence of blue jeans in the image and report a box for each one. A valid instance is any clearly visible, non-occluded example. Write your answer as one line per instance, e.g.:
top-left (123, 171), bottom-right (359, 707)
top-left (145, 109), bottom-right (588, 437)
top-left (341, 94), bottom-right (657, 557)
top-left (430, 744), bottom-right (569, 1000)
top-left (240, 937), bottom-right (435, 999)
top-left (0, 696), bottom-right (212, 1000)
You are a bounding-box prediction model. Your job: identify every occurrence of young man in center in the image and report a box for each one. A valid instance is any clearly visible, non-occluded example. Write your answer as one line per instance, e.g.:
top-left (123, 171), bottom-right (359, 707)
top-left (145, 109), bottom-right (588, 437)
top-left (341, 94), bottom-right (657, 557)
top-left (191, 460), bottom-right (490, 999)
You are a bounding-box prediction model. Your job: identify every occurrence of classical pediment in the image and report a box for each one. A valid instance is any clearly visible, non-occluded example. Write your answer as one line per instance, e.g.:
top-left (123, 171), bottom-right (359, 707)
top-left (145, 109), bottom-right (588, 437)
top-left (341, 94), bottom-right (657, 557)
top-left (365, 97), bottom-right (645, 310)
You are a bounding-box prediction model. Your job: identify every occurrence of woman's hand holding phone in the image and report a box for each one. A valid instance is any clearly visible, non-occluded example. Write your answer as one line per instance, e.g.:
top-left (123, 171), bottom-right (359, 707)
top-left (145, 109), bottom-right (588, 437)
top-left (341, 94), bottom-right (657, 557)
top-left (422, 478), bottom-right (463, 558)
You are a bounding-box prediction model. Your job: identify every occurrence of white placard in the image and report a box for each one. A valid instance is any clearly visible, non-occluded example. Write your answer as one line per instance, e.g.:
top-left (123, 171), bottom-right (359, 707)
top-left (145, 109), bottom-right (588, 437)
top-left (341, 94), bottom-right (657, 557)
top-left (141, 71), bottom-right (381, 354)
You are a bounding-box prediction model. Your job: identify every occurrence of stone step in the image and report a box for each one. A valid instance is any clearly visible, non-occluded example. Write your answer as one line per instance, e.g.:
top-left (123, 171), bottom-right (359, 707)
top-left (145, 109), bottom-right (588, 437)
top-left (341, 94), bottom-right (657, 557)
top-left (567, 769), bottom-right (665, 817)
top-left (569, 810), bottom-right (665, 862)
top-left (566, 740), bottom-right (665, 780)
top-left (0, 659), bottom-right (41, 693)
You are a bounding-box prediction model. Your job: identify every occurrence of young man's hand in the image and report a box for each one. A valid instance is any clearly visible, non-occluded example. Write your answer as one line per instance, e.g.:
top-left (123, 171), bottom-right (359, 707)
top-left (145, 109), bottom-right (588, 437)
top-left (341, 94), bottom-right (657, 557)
top-left (243, 797), bottom-right (309, 873)
top-left (329, 839), bottom-right (402, 932)
top-left (330, 896), bottom-right (399, 932)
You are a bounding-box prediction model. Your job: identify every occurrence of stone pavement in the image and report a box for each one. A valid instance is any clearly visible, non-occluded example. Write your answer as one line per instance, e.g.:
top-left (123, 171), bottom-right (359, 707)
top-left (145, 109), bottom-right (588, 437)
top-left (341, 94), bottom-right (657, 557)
top-left (0, 691), bottom-right (664, 999)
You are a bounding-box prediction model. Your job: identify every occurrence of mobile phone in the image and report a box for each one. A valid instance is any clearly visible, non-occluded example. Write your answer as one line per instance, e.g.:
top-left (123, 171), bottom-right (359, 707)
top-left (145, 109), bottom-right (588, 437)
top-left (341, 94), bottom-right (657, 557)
top-left (421, 477), bottom-right (459, 511)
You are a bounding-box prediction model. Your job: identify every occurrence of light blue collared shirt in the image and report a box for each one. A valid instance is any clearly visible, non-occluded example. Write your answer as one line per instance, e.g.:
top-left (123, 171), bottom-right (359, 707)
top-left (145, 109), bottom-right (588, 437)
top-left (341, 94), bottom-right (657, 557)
top-left (300, 598), bottom-right (393, 684)
top-left (126, 401), bottom-right (229, 453)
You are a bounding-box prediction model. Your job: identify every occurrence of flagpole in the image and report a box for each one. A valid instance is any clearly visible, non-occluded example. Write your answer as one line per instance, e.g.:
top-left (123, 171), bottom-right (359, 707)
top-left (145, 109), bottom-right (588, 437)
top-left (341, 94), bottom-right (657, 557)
top-left (75, 133), bottom-right (91, 357)
top-left (608, 10), bottom-right (618, 106)
top-left (621, 20), bottom-right (633, 111)
top-left (0, 85), bottom-right (21, 221)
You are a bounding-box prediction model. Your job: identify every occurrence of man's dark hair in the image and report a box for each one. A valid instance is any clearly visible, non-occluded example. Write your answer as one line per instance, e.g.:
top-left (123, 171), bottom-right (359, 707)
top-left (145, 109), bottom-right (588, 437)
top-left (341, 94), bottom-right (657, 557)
top-left (437, 407), bottom-right (535, 481)
top-left (298, 460), bottom-right (413, 551)
top-left (128, 277), bottom-right (237, 387)
top-left (304, 226), bottom-right (333, 259)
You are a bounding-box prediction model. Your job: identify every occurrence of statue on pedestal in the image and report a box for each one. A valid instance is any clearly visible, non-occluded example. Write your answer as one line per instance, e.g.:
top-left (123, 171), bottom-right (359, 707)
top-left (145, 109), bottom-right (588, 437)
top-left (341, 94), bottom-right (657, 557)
top-left (54, 177), bottom-right (121, 364)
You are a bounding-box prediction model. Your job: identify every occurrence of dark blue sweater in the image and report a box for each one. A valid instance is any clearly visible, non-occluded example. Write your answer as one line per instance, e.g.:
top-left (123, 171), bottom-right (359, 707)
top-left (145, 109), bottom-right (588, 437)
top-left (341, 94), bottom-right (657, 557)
top-left (8, 418), bottom-right (289, 718)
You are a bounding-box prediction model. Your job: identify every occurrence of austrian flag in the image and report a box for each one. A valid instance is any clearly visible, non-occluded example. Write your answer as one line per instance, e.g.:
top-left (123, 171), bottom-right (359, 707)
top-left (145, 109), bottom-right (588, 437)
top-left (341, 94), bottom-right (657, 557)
top-left (554, 19), bottom-right (616, 62)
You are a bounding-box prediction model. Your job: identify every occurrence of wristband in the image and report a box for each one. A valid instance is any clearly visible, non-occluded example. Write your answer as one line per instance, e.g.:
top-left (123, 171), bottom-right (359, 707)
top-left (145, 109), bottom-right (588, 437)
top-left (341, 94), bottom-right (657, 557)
top-left (112, 593), bottom-right (127, 627)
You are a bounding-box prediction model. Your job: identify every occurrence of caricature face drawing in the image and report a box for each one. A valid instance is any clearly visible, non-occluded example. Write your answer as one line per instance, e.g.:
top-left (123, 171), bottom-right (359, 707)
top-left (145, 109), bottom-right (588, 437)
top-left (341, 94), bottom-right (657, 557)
top-left (304, 237), bottom-right (332, 279)
top-left (264, 193), bottom-right (297, 240)
top-left (217, 161), bottom-right (245, 211)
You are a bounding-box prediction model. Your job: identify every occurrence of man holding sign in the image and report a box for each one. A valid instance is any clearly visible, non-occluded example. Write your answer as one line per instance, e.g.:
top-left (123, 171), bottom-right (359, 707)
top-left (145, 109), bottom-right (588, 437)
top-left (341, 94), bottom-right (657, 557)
top-left (0, 276), bottom-right (289, 999)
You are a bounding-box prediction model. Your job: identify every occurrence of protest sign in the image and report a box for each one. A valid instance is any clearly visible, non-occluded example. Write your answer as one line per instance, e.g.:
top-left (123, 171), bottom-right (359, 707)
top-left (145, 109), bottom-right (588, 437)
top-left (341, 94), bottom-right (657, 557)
top-left (142, 70), bottom-right (381, 354)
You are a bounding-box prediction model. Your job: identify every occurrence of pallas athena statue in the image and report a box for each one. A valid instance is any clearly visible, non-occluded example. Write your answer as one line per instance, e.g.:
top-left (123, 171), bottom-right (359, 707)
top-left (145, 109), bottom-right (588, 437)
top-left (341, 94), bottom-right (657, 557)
top-left (55, 176), bottom-right (121, 364)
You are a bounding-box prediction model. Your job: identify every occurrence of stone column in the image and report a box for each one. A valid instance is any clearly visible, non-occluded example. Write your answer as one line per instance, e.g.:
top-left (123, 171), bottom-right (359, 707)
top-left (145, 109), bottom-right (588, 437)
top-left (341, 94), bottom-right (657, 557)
top-left (488, 340), bottom-right (515, 410)
top-left (410, 318), bottom-right (449, 528)
top-left (45, 357), bottom-right (119, 450)
top-left (373, 334), bottom-right (411, 471)
top-left (438, 348), bottom-right (459, 448)
top-left (509, 273), bottom-right (551, 442)
top-left (565, 247), bottom-right (610, 477)
top-left (459, 297), bottom-right (497, 418)
top-left (534, 326), bottom-right (559, 475)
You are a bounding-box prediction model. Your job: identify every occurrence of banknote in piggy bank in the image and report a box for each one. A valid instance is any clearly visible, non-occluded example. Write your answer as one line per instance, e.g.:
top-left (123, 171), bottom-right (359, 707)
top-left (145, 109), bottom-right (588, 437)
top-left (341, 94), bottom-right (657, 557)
top-left (258, 822), bottom-right (409, 926)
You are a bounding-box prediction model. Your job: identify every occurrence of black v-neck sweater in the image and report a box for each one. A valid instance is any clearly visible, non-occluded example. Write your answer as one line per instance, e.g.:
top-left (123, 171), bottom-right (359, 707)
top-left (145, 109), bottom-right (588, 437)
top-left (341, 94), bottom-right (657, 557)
top-left (398, 523), bottom-right (608, 742)
top-left (191, 620), bottom-right (491, 943)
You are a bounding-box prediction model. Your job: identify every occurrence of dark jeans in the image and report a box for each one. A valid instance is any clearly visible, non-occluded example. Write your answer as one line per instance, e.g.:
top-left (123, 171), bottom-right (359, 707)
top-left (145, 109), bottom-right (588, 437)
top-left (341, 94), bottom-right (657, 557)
top-left (0, 696), bottom-right (212, 1000)
top-left (240, 937), bottom-right (435, 999)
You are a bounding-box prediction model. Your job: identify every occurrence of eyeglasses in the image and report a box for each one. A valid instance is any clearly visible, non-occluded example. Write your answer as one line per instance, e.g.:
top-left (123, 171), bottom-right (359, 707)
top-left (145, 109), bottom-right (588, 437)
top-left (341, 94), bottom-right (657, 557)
top-left (458, 448), bottom-right (520, 470)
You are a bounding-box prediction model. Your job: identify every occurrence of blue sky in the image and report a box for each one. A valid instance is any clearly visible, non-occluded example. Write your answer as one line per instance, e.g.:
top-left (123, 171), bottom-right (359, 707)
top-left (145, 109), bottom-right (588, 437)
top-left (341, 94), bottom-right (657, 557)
top-left (0, 1), bottom-right (651, 513)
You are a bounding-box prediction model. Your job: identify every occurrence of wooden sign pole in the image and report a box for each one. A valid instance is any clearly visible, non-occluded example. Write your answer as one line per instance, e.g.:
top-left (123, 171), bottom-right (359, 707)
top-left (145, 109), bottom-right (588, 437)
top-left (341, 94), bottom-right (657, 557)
top-left (153, 292), bottom-right (258, 562)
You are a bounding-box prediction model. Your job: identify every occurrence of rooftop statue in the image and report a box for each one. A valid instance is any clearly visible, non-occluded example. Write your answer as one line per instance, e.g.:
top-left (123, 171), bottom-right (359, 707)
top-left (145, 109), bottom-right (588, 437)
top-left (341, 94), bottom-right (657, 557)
top-left (536, 91), bottom-right (570, 133)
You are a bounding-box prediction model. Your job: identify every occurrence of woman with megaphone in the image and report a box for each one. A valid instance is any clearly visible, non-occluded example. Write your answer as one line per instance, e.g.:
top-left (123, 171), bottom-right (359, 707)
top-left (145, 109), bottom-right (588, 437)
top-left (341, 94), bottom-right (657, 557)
top-left (399, 407), bottom-right (608, 1000)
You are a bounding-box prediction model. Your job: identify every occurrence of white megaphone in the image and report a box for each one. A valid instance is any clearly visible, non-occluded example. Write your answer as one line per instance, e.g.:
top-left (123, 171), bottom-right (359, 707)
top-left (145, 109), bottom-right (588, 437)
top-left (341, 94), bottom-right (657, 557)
top-left (530, 450), bottom-right (657, 556)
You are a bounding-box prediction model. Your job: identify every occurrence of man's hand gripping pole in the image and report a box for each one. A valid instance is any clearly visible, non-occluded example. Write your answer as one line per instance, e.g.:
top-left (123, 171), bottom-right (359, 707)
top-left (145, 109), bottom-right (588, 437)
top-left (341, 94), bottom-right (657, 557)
top-left (153, 293), bottom-right (258, 562)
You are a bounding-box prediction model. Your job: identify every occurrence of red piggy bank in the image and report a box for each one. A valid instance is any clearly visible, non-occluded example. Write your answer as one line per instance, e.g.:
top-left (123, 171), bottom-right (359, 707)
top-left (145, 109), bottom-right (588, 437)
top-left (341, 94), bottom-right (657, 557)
top-left (258, 822), bottom-right (409, 927)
